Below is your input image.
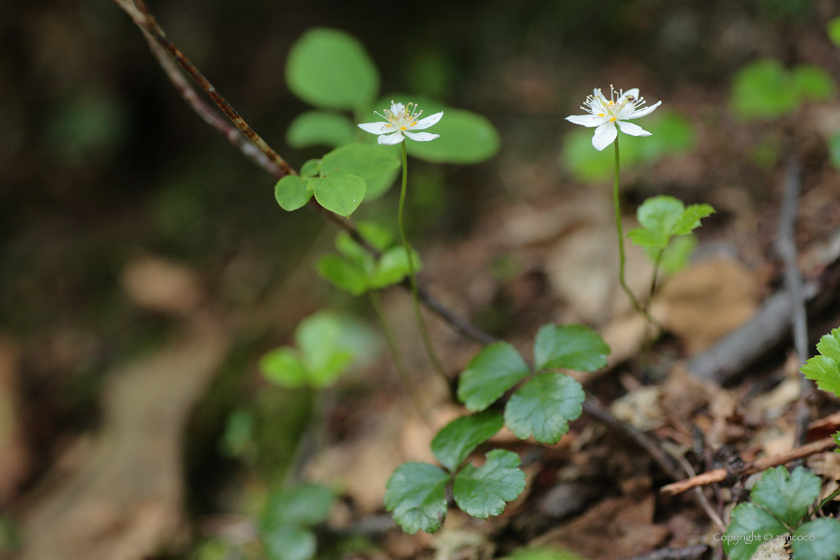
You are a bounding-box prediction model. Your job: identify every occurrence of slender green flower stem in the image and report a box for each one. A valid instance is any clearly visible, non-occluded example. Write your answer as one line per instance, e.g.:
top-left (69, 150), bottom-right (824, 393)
top-left (817, 484), bottom-right (840, 513)
top-left (369, 290), bottom-right (431, 426)
top-left (398, 142), bottom-right (449, 384)
top-left (613, 136), bottom-right (643, 314)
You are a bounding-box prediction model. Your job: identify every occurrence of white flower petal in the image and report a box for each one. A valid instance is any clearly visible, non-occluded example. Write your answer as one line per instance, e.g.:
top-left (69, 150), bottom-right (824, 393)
top-left (412, 111), bottom-right (443, 130)
top-left (626, 100), bottom-right (661, 119)
top-left (619, 88), bottom-right (640, 103)
top-left (566, 114), bottom-right (605, 127)
top-left (358, 122), bottom-right (394, 134)
top-left (616, 120), bottom-right (651, 137)
top-left (391, 101), bottom-right (404, 113)
top-left (377, 131), bottom-right (405, 145)
top-left (592, 122), bottom-right (618, 151)
top-left (404, 131), bottom-right (439, 142)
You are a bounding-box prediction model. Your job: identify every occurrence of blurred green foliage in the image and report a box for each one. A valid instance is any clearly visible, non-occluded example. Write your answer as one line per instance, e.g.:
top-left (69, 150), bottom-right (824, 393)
top-left (829, 17), bottom-right (840, 47)
top-left (729, 59), bottom-right (835, 121)
top-left (562, 110), bottom-right (696, 182)
top-left (260, 484), bottom-right (334, 560)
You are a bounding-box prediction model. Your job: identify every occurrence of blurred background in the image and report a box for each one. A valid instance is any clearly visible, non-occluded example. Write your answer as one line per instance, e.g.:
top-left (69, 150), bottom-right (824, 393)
top-left (2, 0), bottom-right (840, 559)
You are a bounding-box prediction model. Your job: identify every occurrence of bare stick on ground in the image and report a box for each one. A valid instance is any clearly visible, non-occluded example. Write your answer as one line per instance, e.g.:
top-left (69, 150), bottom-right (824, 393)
top-left (660, 436), bottom-right (836, 495)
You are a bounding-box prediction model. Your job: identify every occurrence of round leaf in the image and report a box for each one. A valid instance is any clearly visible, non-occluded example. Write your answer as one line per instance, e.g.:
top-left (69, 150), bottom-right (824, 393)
top-left (457, 342), bottom-right (531, 412)
top-left (260, 348), bottom-right (309, 388)
top-left (792, 518), bottom-right (840, 560)
top-left (504, 373), bottom-right (584, 444)
top-left (275, 176), bottom-right (313, 212)
top-left (723, 502), bottom-right (788, 560)
top-left (730, 59), bottom-right (798, 121)
top-left (300, 158), bottom-right (321, 178)
top-left (285, 28), bottom-right (379, 110)
top-left (750, 466), bottom-right (821, 527)
top-left (287, 111), bottom-right (355, 149)
top-left (317, 255), bottom-right (369, 295)
top-left (406, 109), bottom-right (500, 164)
top-left (533, 324), bottom-right (610, 373)
top-left (368, 246), bottom-right (422, 289)
top-left (452, 449), bottom-right (526, 519)
top-left (384, 462), bottom-right (450, 534)
top-left (431, 410), bottom-right (504, 472)
top-left (321, 144), bottom-right (401, 180)
top-left (792, 65), bottom-right (836, 102)
top-left (308, 173), bottom-right (366, 217)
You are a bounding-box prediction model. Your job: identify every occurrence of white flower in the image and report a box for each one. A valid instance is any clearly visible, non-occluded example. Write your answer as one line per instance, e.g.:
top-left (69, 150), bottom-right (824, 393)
top-left (358, 101), bottom-right (443, 145)
top-left (566, 87), bottom-right (662, 151)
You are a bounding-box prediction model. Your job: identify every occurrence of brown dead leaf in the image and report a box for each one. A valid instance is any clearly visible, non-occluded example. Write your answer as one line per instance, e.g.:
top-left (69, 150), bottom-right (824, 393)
top-left (121, 257), bottom-right (203, 316)
top-left (531, 493), bottom-right (669, 560)
top-left (650, 258), bottom-right (759, 353)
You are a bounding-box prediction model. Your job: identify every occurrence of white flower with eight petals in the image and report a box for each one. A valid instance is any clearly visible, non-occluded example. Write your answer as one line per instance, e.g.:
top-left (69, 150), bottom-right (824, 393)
top-left (566, 87), bottom-right (661, 151)
top-left (358, 101), bottom-right (443, 145)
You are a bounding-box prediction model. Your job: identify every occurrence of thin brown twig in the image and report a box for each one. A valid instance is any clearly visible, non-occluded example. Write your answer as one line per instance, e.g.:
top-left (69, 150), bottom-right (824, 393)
top-left (660, 436), bottom-right (836, 496)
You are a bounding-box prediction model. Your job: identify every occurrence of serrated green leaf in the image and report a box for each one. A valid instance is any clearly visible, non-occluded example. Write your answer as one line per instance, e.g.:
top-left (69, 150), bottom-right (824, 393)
top-left (300, 158), bottom-right (321, 178)
top-left (453, 449), bottom-right (526, 519)
top-left (457, 342), bottom-right (531, 412)
top-left (533, 324), bottom-right (610, 373)
top-left (431, 410), bottom-right (504, 472)
top-left (262, 483), bottom-right (334, 527)
top-left (275, 176), bottom-right (313, 212)
top-left (260, 348), bottom-right (309, 388)
top-left (504, 373), bottom-right (584, 444)
top-left (751, 466), bottom-right (821, 527)
top-left (801, 328), bottom-right (840, 399)
top-left (308, 173), bottom-right (366, 217)
top-left (829, 17), bottom-right (840, 47)
top-left (317, 254), bottom-right (368, 295)
top-left (792, 518), bottom-right (840, 560)
top-left (369, 246), bottom-right (422, 289)
top-left (792, 65), bottom-right (836, 102)
top-left (261, 524), bottom-right (315, 560)
top-left (723, 503), bottom-right (788, 560)
top-left (384, 462), bottom-right (450, 534)
top-left (287, 111), bottom-right (355, 149)
top-left (321, 144), bottom-right (401, 180)
top-left (285, 28), bottom-right (379, 110)
top-left (632, 195), bottom-right (685, 249)
top-left (672, 203), bottom-right (715, 235)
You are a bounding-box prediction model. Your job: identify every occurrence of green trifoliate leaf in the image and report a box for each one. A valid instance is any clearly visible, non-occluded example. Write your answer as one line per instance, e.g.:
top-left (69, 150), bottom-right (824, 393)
top-left (261, 524), bottom-right (315, 560)
top-left (259, 348), bottom-right (309, 388)
top-left (275, 176), bottom-right (313, 211)
top-left (629, 196), bottom-right (714, 250)
top-left (307, 173), bottom-right (366, 217)
top-left (801, 328), bottom-right (840, 399)
top-left (335, 232), bottom-right (375, 267)
top-left (452, 449), bottom-right (526, 519)
top-left (356, 221), bottom-right (393, 251)
top-left (368, 246), bottom-right (422, 289)
top-left (287, 111), bottom-right (355, 149)
top-left (321, 144), bottom-right (401, 181)
top-left (750, 466), bottom-right (821, 527)
top-left (533, 324), bottom-right (610, 373)
top-left (285, 28), bottom-right (379, 110)
top-left (723, 503), bottom-right (788, 560)
top-left (431, 410), bottom-right (504, 472)
top-left (792, 518), bottom-right (840, 560)
top-left (316, 254), bottom-right (368, 295)
top-left (300, 158), bottom-right (321, 178)
top-left (504, 373), bottom-right (584, 444)
top-left (384, 462), bottom-right (450, 534)
top-left (457, 342), bottom-right (531, 412)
